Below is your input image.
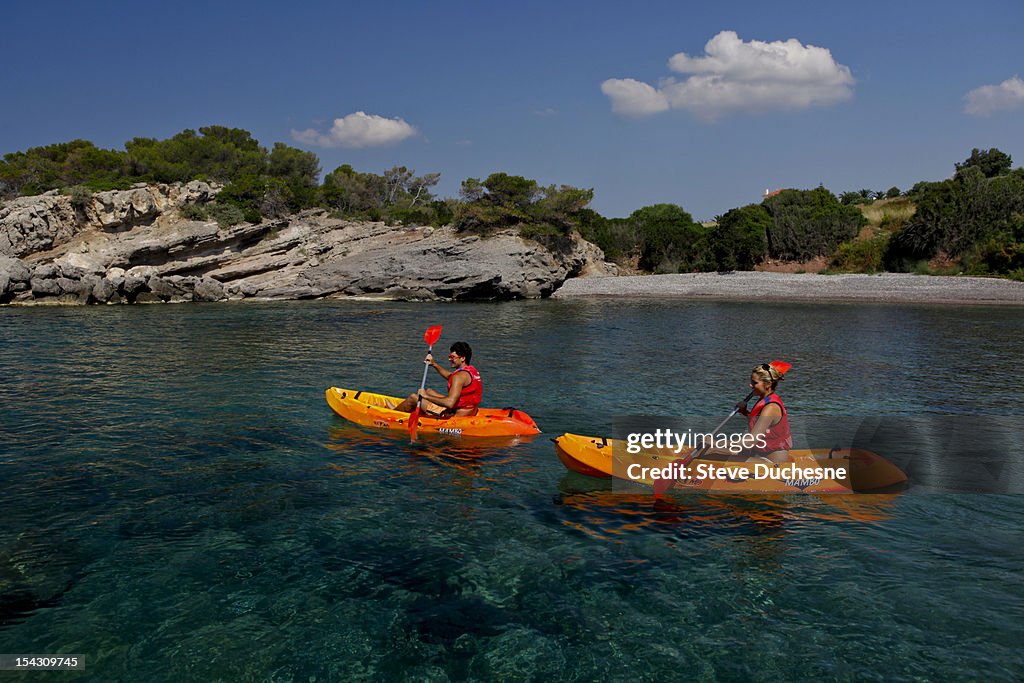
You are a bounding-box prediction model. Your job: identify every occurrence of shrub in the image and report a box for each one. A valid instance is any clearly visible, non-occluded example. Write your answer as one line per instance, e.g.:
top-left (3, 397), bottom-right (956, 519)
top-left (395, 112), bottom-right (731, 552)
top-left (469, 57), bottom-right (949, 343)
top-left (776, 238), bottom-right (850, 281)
top-left (179, 203), bottom-right (208, 220)
top-left (625, 204), bottom-right (707, 272)
top-left (453, 173), bottom-right (594, 239)
top-left (763, 187), bottom-right (867, 261)
top-left (960, 215), bottom-right (1024, 275)
top-left (519, 223), bottom-right (565, 240)
top-left (64, 184), bottom-right (93, 211)
top-left (885, 160), bottom-right (1024, 272)
top-left (829, 232), bottom-right (891, 273)
top-left (207, 203), bottom-right (245, 227)
top-left (386, 206), bottom-right (432, 226)
top-left (708, 204), bottom-right (770, 270)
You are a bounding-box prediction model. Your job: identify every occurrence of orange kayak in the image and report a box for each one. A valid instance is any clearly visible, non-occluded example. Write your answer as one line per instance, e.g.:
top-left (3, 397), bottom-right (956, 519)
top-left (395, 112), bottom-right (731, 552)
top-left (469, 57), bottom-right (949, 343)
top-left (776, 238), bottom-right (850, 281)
top-left (326, 387), bottom-right (540, 437)
top-left (554, 433), bottom-right (907, 493)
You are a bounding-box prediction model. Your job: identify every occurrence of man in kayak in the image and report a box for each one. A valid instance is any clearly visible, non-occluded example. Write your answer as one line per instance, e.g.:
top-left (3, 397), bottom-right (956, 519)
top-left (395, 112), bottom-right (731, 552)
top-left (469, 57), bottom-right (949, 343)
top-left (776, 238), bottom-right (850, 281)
top-left (389, 341), bottom-right (483, 417)
top-left (736, 362), bottom-right (793, 464)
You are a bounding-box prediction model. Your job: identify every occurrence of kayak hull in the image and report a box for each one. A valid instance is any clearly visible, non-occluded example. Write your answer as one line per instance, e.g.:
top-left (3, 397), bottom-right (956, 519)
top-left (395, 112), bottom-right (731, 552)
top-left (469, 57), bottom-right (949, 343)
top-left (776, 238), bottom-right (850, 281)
top-left (326, 387), bottom-right (540, 437)
top-left (554, 433), bottom-right (907, 494)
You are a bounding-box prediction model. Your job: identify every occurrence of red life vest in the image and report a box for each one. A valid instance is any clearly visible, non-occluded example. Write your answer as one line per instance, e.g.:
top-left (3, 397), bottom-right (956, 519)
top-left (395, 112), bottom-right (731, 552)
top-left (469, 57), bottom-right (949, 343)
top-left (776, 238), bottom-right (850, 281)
top-left (747, 393), bottom-right (792, 452)
top-left (449, 364), bottom-right (482, 410)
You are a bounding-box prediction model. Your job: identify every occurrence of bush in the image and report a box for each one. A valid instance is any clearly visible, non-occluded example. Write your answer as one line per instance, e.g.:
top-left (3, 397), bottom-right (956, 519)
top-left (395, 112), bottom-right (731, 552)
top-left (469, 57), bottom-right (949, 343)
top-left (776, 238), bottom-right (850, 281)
top-left (519, 223), bottom-right (565, 240)
top-left (960, 215), bottom-right (1024, 275)
top-left (829, 232), bottom-right (890, 273)
top-left (885, 158), bottom-right (1024, 272)
top-left (624, 204), bottom-right (707, 272)
top-left (453, 173), bottom-right (594, 238)
top-left (763, 187), bottom-right (866, 261)
top-left (955, 147), bottom-right (1012, 179)
top-left (429, 199), bottom-right (454, 227)
top-left (0, 128), bottom-right (324, 217)
top-left (63, 184), bottom-right (93, 211)
top-left (179, 203), bottom-right (208, 220)
top-left (708, 204), bottom-right (770, 270)
top-left (207, 203), bottom-right (246, 228)
top-left (386, 206), bottom-right (432, 226)
top-left (578, 215), bottom-right (637, 263)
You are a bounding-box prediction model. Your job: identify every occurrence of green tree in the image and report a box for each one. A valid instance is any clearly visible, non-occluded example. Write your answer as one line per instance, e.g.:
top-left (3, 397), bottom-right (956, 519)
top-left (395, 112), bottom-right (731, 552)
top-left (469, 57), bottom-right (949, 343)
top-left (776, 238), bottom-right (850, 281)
top-left (268, 143), bottom-right (320, 185)
top-left (454, 172), bottom-right (594, 237)
top-left (531, 185), bottom-right (595, 233)
top-left (454, 173), bottom-right (538, 233)
top-left (955, 147), bottom-right (1012, 180)
top-left (321, 164), bottom-right (386, 216)
top-left (885, 159), bottom-right (1024, 272)
top-left (217, 175), bottom-right (268, 223)
top-left (407, 172), bottom-right (441, 206)
top-left (125, 127), bottom-right (267, 183)
top-left (762, 187), bottom-right (866, 261)
top-left (709, 204), bottom-right (770, 270)
top-left (627, 203), bottom-right (705, 272)
top-left (0, 140), bottom-right (132, 196)
top-left (458, 177), bottom-right (486, 202)
top-left (267, 143), bottom-right (320, 211)
top-left (482, 173), bottom-right (540, 210)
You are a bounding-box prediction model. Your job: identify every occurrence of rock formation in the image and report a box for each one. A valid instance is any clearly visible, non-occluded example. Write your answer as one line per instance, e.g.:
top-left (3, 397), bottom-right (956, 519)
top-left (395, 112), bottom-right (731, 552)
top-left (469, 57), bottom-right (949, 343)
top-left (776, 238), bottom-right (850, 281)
top-left (0, 183), bottom-right (615, 305)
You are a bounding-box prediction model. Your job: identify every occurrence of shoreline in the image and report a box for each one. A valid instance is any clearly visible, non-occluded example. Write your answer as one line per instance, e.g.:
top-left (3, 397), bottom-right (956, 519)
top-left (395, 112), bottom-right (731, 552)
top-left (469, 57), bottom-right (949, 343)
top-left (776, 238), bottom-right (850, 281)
top-left (553, 271), bottom-right (1024, 306)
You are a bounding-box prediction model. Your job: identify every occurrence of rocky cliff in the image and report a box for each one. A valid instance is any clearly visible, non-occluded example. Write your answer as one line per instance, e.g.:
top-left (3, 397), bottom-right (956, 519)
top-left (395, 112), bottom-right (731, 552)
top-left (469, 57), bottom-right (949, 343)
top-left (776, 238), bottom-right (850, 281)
top-left (0, 183), bottom-right (615, 304)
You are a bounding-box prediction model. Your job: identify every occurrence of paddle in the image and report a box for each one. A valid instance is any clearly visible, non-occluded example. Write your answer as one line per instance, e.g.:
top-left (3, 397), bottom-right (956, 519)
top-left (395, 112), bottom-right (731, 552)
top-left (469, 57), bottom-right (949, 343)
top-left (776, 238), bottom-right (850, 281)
top-left (652, 360), bottom-right (792, 497)
top-left (408, 325), bottom-right (443, 441)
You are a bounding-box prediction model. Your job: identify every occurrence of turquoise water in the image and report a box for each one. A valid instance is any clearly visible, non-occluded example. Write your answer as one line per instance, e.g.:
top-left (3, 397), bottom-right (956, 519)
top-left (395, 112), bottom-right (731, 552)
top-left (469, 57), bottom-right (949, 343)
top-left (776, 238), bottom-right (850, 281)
top-left (1, 300), bottom-right (1023, 681)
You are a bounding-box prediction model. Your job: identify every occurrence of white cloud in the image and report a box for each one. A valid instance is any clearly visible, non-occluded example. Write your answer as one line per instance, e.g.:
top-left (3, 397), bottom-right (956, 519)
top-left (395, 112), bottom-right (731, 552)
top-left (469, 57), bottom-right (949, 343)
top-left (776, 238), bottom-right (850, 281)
top-left (602, 30), bottom-right (854, 121)
top-left (964, 76), bottom-right (1024, 116)
top-left (291, 111), bottom-right (417, 148)
top-left (600, 79), bottom-right (670, 117)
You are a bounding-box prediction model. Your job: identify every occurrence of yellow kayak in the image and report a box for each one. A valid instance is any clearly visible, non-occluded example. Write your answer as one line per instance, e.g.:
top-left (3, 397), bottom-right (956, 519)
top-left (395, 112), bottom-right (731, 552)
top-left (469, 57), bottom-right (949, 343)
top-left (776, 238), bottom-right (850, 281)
top-left (554, 433), bottom-right (907, 493)
top-left (326, 387), bottom-right (540, 437)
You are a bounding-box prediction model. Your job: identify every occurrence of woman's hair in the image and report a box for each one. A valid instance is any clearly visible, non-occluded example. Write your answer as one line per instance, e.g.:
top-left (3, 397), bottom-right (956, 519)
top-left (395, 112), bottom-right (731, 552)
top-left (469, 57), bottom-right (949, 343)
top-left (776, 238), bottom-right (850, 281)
top-left (450, 341), bottom-right (473, 364)
top-left (751, 363), bottom-right (780, 390)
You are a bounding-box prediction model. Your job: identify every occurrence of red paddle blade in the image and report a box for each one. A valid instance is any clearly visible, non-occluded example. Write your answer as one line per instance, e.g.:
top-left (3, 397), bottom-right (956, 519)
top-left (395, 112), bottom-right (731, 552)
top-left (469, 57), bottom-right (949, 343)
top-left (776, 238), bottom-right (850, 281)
top-left (408, 406), bottom-right (420, 441)
top-left (424, 325), bottom-right (442, 346)
top-left (769, 360), bottom-right (792, 376)
top-left (652, 459), bottom-right (685, 497)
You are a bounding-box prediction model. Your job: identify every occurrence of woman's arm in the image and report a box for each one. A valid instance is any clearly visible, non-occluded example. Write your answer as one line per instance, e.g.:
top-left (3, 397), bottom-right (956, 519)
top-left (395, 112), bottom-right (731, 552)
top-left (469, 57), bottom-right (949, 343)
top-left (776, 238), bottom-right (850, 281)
top-left (748, 402), bottom-right (781, 441)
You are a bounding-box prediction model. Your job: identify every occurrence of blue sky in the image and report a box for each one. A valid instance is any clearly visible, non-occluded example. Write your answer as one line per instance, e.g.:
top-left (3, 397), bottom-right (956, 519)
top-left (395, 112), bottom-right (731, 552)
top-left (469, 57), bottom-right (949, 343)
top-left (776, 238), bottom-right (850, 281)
top-left (3, 0), bottom-right (1022, 220)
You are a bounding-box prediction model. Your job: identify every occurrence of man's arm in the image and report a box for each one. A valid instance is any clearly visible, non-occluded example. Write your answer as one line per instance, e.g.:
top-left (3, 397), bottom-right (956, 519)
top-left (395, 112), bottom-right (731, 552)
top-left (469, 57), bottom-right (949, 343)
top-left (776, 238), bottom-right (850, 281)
top-left (425, 353), bottom-right (452, 380)
top-left (421, 370), bottom-right (467, 409)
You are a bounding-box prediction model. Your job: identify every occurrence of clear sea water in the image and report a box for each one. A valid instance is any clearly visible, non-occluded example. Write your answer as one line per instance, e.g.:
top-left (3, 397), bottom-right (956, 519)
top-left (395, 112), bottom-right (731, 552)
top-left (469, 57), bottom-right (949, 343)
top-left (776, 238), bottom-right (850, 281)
top-left (1, 299), bottom-right (1022, 681)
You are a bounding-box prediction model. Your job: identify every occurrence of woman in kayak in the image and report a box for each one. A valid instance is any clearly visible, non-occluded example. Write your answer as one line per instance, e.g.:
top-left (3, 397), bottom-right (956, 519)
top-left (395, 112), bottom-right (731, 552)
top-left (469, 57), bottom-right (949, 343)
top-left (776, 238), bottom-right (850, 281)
top-left (389, 341), bottom-right (483, 417)
top-left (738, 362), bottom-right (793, 464)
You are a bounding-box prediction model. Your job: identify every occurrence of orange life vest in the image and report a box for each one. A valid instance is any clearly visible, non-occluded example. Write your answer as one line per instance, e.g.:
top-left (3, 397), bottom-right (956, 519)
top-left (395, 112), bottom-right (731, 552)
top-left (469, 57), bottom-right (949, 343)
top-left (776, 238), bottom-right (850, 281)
top-left (747, 393), bottom-right (792, 452)
top-left (449, 364), bottom-right (482, 410)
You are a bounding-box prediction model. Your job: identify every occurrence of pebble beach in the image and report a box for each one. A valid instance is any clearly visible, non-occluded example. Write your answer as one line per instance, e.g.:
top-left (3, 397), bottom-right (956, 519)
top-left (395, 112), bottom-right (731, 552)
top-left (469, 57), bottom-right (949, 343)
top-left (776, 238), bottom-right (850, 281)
top-left (554, 271), bottom-right (1024, 305)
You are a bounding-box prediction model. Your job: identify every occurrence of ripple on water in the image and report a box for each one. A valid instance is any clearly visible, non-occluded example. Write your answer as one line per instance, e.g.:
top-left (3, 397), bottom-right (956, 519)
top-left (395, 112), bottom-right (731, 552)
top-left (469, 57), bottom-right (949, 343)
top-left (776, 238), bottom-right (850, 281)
top-left (1, 301), bottom-right (1023, 679)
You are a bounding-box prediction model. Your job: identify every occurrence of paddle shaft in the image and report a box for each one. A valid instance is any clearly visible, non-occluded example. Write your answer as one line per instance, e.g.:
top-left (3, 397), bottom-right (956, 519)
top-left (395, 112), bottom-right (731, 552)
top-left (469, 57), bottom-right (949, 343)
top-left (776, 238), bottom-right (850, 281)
top-left (683, 390), bottom-right (757, 464)
top-left (414, 345), bottom-right (435, 407)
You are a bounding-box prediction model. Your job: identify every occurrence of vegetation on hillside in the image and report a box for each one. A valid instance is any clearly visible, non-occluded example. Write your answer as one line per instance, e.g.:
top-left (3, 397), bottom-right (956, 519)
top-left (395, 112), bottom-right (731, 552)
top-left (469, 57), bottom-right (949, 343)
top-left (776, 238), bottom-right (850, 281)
top-left (453, 173), bottom-right (594, 240)
top-left (886, 149), bottom-right (1024, 278)
top-left (2, 130), bottom-right (1022, 279)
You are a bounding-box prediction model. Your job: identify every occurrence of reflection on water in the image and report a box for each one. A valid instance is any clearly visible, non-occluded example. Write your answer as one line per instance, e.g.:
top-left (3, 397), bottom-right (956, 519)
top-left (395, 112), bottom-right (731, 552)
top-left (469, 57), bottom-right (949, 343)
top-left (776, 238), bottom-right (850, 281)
top-left (554, 473), bottom-right (902, 541)
top-left (1, 300), bottom-right (1023, 679)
